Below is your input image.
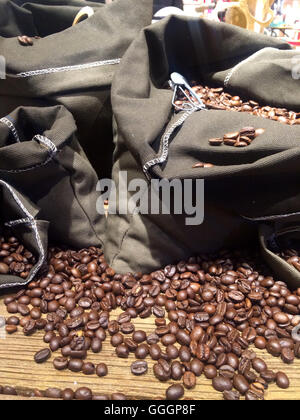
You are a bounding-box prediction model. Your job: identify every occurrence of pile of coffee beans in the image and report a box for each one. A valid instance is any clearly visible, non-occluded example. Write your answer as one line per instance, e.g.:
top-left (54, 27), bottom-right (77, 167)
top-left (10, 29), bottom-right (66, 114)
top-left (2, 237), bottom-right (300, 401)
top-left (278, 248), bottom-right (300, 273)
top-left (0, 236), bottom-right (36, 279)
top-left (209, 127), bottom-right (265, 148)
top-left (175, 84), bottom-right (300, 125)
top-left (0, 384), bottom-right (126, 400)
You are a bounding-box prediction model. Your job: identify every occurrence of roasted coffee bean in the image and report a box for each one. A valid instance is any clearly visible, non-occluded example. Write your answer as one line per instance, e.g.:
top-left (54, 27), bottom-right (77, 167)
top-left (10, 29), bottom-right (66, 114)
top-left (34, 348), bottom-right (51, 364)
top-left (276, 371), bottom-right (290, 389)
top-left (5, 324), bottom-right (18, 334)
top-left (62, 389), bottom-right (75, 401)
top-left (96, 363), bottom-right (108, 377)
top-left (166, 384), bottom-right (184, 400)
top-left (281, 347), bottom-right (295, 364)
top-left (223, 390), bottom-right (240, 400)
top-left (68, 359), bottom-right (83, 373)
top-left (219, 365), bottom-right (235, 379)
top-left (45, 388), bottom-right (62, 399)
top-left (260, 369), bottom-right (276, 383)
top-left (204, 364), bottom-right (217, 379)
top-left (133, 330), bottom-right (147, 344)
top-left (252, 358), bottom-right (267, 374)
top-left (0, 262), bottom-right (9, 274)
top-left (233, 374), bottom-right (249, 395)
top-left (81, 362), bottom-right (95, 375)
top-left (183, 371), bottom-right (196, 389)
top-left (116, 343), bottom-right (129, 358)
top-left (254, 336), bottom-right (266, 350)
top-left (75, 387), bottom-right (93, 400)
top-left (135, 344), bottom-right (149, 359)
top-left (266, 338), bottom-right (282, 357)
top-left (171, 361), bottom-right (183, 380)
top-left (53, 357), bottom-right (69, 371)
top-left (18, 35), bottom-right (34, 46)
top-left (245, 389), bottom-right (264, 401)
top-left (212, 376), bottom-right (233, 392)
top-left (131, 361), bottom-right (148, 376)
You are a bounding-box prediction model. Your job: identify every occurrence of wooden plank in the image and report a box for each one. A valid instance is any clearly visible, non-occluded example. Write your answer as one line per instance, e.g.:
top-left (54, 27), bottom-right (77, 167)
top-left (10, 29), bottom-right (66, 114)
top-left (0, 294), bottom-right (300, 400)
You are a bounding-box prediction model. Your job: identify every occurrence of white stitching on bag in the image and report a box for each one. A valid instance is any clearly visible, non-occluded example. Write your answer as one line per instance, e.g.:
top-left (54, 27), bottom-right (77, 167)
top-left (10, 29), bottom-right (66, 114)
top-left (143, 109), bottom-right (196, 179)
top-left (5, 217), bottom-right (32, 227)
top-left (0, 134), bottom-right (58, 173)
top-left (16, 58), bottom-right (121, 78)
top-left (224, 47), bottom-right (275, 88)
top-left (0, 117), bottom-right (21, 142)
top-left (0, 180), bottom-right (45, 289)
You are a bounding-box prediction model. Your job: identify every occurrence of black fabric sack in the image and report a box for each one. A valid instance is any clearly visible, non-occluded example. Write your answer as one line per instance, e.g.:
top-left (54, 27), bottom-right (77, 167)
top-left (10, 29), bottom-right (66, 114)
top-left (104, 16), bottom-right (300, 288)
top-left (0, 105), bottom-right (102, 288)
top-left (0, 0), bottom-right (153, 178)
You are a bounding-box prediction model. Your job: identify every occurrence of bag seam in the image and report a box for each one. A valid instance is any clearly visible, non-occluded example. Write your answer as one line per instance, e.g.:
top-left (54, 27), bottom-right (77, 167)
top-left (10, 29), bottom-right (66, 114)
top-left (0, 180), bottom-right (46, 289)
top-left (16, 58), bottom-right (121, 78)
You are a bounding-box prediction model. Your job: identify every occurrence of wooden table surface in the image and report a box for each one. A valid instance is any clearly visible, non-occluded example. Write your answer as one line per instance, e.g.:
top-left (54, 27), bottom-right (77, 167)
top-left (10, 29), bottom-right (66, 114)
top-left (0, 294), bottom-right (300, 400)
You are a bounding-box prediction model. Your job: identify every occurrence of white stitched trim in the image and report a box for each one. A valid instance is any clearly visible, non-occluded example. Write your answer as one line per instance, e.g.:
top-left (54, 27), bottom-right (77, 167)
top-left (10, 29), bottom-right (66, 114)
top-left (224, 47), bottom-right (276, 88)
top-left (5, 217), bottom-right (32, 227)
top-left (243, 211), bottom-right (300, 222)
top-left (0, 180), bottom-right (46, 289)
top-left (0, 134), bottom-right (58, 173)
top-left (143, 108), bottom-right (196, 179)
top-left (0, 117), bottom-right (20, 142)
top-left (16, 58), bottom-right (121, 78)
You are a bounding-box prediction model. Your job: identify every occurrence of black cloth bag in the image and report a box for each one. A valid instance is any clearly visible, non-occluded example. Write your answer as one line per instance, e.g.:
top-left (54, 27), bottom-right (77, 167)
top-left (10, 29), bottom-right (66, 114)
top-left (104, 16), bottom-right (300, 288)
top-left (0, 105), bottom-right (103, 289)
top-left (0, 0), bottom-right (153, 178)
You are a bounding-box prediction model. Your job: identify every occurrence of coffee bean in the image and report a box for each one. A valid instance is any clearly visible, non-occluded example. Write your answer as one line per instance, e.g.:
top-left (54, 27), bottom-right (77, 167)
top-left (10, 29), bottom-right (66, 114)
top-left (204, 364), bottom-right (217, 379)
top-left (75, 387), bottom-right (93, 400)
top-left (53, 357), bottom-right (69, 371)
top-left (135, 344), bottom-right (149, 359)
top-left (183, 371), bottom-right (196, 389)
top-left (276, 371), bottom-right (290, 389)
top-left (254, 336), bottom-right (266, 350)
top-left (0, 263), bottom-right (9, 274)
top-left (45, 388), bottom-right (62, 399)
top-left (96, 363), bottom-right (108, 377)
top-left (34, 348), bottom-right (51, 364)
top-left (166, 384), bottom-right (184, 400)
top-left (5, 325), bottom-right (18, 334)
top-left (209, 138), bottom-right (223, 146)
top-left (68, 359), bottom-right (83, 372)
top-left (260, 370), bottom-right (276, 383)
top-left (266, 338), bottom-right (282, 357)
top-left (213, 376), bottom-right (233, 392)
top-left (233, 374), bottom-right (249, 395)
top-left (223, 390), bottom-right (240, 400)
top-left (62, 389), bottom-right (75, 401)
top-left (281, 347), bottom-right (295, 364)
top-left (252, 358), bottom-right (267, 374)
top-left (131, 360), bottom-right (148, 376)
top-left (18, 35), bottom-right (34, 46)
top-left (133, 330), bottom-right (147, 344)
top-left (171, 361), bottom-right (183, 380)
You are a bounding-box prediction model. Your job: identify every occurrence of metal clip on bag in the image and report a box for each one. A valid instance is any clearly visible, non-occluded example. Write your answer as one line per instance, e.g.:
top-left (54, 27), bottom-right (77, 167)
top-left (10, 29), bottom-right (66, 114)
top-left (0, 0), bottom-right (153, 178)
top-left (0, 105), bottom-right (102, 288)
top-left (105, 16), bottom-right (300, 288)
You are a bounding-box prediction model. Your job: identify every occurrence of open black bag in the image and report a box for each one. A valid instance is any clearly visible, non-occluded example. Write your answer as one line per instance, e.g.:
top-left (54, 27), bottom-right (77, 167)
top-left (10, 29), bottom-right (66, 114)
top-left (0, 105), bottom-right (103, 289)
top-left (104, 16), bottom-right (300, 288)
top-left (0, 0), bottom-right (153, 178)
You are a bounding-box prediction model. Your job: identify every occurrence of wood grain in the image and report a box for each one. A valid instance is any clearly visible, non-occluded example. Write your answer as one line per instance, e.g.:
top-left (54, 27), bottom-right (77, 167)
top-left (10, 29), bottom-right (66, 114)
top-left (0, 294), bottom-right (300, 400)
